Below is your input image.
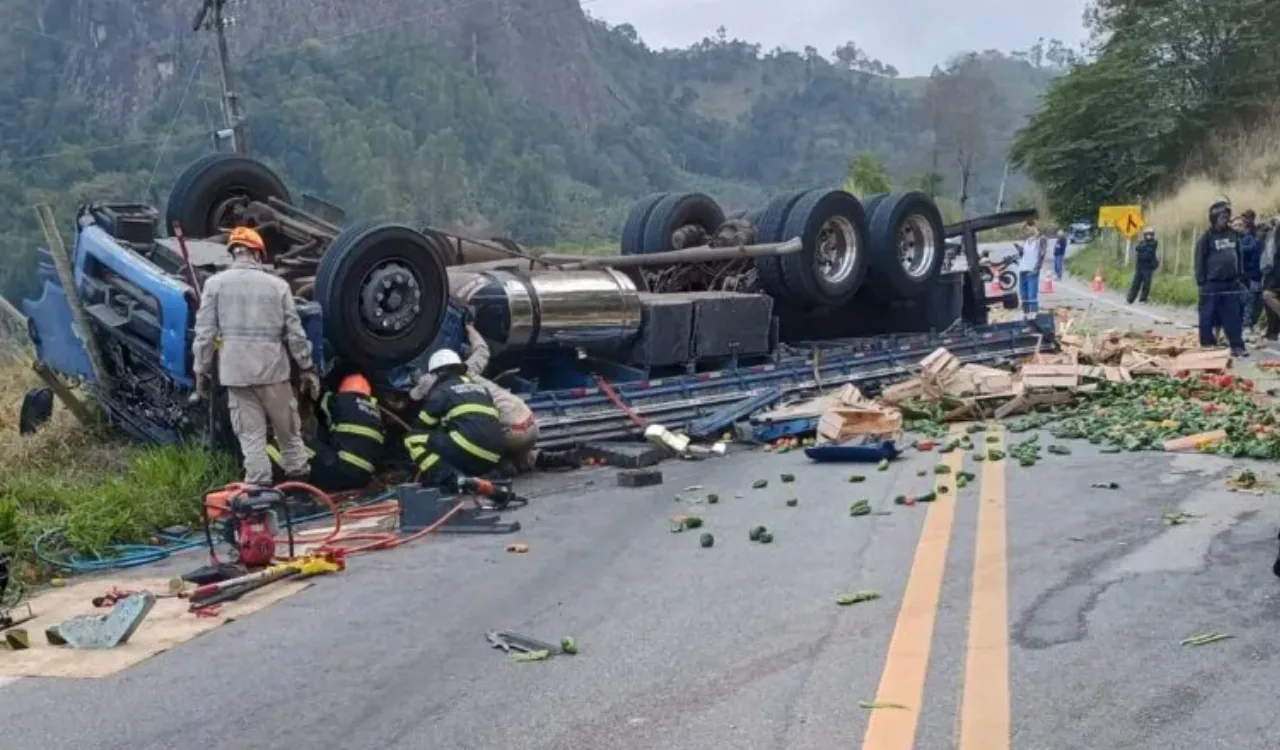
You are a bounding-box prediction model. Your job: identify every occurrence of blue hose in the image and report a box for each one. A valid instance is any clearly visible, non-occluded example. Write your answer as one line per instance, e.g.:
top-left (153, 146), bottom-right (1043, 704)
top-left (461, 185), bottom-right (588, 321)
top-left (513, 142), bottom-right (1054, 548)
top-left (31, 489), bottom-right (397, 573)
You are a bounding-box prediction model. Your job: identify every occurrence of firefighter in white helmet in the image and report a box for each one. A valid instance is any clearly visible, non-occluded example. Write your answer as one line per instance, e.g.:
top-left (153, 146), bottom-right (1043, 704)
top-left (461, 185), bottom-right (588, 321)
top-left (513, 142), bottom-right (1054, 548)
top-left (403, 346), bottom-right (506, 491)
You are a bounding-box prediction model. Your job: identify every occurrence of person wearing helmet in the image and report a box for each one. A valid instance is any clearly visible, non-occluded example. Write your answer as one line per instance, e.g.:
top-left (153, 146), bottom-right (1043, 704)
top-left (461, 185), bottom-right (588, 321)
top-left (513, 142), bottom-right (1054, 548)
top-left (267, 373), bottom-right (385, 491)
top-left (403, 347), bottom-right (506, 492)
top-left (1238, 209), bottom-right (1264, 328)
top-left (1126, 227), bottom-right (1159, 304)
top-left (192, 226), bottom-right (323, 485)
top-left (411, 323), bottom-right (577, 473)
top-left (1193, 199), bottom-right (1248, 356)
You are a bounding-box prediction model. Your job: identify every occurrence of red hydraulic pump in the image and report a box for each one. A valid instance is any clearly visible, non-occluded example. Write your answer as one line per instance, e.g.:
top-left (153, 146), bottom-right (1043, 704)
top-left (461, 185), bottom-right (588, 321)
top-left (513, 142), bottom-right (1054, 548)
top-left (203, 485), bottom-right (293, 568)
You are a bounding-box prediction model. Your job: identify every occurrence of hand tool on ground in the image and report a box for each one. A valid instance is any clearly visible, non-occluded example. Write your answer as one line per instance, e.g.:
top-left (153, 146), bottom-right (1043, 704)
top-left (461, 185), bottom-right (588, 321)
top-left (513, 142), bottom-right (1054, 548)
top-left (457, 477), bottom-right (527, 510)
top-left (188, 551), bottom-right (343, 611)
top-left (486, 631), bottom-right (562, 655)
top-left (1, 602), bottom-right (35, 631)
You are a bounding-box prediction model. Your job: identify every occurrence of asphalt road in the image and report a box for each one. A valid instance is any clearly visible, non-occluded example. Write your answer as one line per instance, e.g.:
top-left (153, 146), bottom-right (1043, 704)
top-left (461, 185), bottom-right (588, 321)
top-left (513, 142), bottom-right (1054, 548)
top-left (3, 278), bottom-right (1280, 750)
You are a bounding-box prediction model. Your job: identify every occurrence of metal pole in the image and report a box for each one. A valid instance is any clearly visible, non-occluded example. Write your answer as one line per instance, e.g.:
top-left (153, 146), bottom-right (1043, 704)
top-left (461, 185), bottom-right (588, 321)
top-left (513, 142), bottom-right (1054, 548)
top-left (205, 0), bottom-right (246, 153)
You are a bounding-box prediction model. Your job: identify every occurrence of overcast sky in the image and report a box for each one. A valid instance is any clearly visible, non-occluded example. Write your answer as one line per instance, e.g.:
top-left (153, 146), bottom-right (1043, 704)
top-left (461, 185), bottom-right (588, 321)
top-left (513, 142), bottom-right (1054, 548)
top-left (586, 0), bottom-right (1092, 77)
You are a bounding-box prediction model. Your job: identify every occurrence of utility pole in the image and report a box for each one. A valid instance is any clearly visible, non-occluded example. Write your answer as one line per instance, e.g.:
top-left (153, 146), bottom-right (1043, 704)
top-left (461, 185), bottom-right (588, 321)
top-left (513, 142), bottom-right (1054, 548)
top-left (994, 159), bottom-right (1010, 212)
top-left (192, 0), bottom-right (247, 154)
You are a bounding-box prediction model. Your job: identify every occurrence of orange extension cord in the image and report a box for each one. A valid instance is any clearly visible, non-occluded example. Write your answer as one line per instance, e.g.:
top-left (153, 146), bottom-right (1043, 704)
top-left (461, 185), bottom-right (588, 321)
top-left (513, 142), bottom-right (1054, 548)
top-left (276, 481), bottom-right (469, 557)
top-left (209, 482), bottom-right (467, 561)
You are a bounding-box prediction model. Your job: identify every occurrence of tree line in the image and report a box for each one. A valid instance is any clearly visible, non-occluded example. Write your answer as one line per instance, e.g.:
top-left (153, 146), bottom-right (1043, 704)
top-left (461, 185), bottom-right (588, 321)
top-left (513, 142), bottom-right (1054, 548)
top-left (0, 3), bottom-right (1061, 303)
top-left (1013, 0), bottom-right (1280, 221)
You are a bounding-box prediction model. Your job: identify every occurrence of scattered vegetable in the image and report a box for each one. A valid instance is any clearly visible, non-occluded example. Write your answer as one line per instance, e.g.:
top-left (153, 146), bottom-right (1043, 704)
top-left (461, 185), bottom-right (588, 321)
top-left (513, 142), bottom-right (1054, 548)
top-left (877, 458), bottom-right (890, 472)
top-left (849, 500), bottom-right (871, 516)
top-left (785, 497), bottom-right (798, 507)
top-left (933, 464), bottom-right (952, 475)
top-left (780, 473), bottom-right (796, 483)
top-left (707, 493), bottom-right (720, 504)
top-left (758, 532), bottom-right (774, 544)
top-left (848, 474), bottom-right (867, 483)
top-left (859, 701), bottom-right (909, 710)
top-left (560, 637), bottom-right (578, 654)
top-left (836, 590), bottom-right (881, 606)
top-left (749, 525), bottom-right (767, 542)
top-left (752, 479), bottom-right (769, 489)
top-left (511, 649), bottom-right (552, 663)
top-left (700, 533), bottom-right (715, 548)
top-left (1180, 632), bottom-right (1232, 647)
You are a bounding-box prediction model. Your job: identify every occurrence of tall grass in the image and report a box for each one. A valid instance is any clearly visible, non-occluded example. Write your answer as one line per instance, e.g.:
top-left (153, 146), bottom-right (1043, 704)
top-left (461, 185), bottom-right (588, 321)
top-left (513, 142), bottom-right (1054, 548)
top-left (0, 350), bottom-right (234, 578)
top-left (1147, 110), bottom-right (1280, 234)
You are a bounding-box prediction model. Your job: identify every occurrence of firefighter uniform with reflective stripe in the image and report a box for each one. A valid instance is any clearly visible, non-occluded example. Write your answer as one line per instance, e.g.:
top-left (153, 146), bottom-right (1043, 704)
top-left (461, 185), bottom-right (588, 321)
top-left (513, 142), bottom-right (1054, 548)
top-left (405, 372), bottom-right (505, 488)
top-left (268, 390), bottom-right (384, 491)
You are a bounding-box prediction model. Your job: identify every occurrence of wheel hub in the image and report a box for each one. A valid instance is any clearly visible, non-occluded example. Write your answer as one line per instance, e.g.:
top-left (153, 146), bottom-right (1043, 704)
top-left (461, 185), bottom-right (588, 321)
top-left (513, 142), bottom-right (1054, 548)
top-left (897, 216), bottom-right (937, 279)
top-left (359, 262), bottom-right (421, 335)
top-left (814, 216), bottom-right (858, 284)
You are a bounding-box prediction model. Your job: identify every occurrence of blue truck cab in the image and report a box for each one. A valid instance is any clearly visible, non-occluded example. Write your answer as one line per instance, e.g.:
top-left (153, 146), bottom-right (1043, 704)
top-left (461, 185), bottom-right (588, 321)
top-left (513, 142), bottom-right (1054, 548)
top-left (22, 204), bottom-right (326, 442)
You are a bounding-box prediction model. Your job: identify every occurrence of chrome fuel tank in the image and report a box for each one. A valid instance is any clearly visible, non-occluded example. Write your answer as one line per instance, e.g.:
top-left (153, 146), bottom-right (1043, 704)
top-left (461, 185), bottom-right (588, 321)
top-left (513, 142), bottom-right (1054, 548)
top-left (450, 267), bottom-right (642, 354)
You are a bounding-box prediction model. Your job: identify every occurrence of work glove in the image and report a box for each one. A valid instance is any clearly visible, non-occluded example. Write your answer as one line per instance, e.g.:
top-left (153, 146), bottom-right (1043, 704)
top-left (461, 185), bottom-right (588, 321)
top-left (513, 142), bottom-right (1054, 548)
top-left (299, 369), bottom-right (322, 401)
top-left (195, 374), bottom-right (212, 400)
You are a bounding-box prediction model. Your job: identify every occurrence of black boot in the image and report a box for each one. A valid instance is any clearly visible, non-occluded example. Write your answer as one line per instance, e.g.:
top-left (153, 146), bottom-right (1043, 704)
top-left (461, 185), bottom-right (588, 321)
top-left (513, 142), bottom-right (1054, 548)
top-left (534, 449), bottom-right (580, 471)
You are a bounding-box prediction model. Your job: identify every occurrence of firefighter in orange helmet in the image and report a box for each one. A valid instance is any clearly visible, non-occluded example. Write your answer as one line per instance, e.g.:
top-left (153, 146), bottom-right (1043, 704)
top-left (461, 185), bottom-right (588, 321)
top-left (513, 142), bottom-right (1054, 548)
top-left (192, 226), bottom-right (322, 486)
top-left (268, 373), bottom-right (386, 491)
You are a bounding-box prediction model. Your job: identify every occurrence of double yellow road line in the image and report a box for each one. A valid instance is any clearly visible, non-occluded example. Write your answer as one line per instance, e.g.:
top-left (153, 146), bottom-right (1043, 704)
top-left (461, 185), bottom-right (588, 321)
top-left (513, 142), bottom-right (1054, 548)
top-left (862, 424), bottom-right (1009, 750)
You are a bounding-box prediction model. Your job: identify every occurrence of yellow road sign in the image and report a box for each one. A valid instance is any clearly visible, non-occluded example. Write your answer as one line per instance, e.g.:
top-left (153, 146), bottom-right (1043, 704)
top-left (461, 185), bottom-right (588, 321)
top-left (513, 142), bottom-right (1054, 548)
top-left (1097, 204), bottom-right (1142, 228)
top-left (1115, 208), bottom-right (1145, 238)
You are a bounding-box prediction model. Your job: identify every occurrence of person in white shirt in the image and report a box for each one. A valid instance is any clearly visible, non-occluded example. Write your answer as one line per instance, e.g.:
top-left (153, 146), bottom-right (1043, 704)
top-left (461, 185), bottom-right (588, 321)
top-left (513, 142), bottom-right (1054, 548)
top-left (1016, 223), bottom-right (1046, 316)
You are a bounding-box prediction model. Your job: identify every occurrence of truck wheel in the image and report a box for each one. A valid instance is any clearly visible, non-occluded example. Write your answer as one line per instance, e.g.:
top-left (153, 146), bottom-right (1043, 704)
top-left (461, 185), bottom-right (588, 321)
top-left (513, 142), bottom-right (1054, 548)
top-left (620, 193), bottom-right (668, 256)
top-left (165, 154), bottom-right (291, 244)
top-left (866, 192), bottom-right (946, 300)
top-left (315, 223), bottom-right (449, 369)
top-left (777, 189), bottom-right (869, 307)
top-left (860, 193), bottom-right (890, 220)
top-left (640, 193), bottom-right (725, 254)
top-left (753, 190), bottom-right (809, 297)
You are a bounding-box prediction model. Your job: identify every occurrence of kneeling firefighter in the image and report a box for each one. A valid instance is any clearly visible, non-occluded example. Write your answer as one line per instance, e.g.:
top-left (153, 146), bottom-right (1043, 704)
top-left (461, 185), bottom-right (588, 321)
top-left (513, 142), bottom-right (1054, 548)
top-left (404, 349), bottom-right (519, 506)
top-left (411, 324), bottom-right (576, 473)
top-left (268, 374), bottom-right (384, 491)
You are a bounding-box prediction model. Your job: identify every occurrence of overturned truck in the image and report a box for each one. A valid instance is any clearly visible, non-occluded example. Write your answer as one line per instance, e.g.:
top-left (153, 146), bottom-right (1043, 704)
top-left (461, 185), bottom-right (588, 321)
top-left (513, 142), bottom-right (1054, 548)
top-left (19, 153), bottom-right (1050, 448)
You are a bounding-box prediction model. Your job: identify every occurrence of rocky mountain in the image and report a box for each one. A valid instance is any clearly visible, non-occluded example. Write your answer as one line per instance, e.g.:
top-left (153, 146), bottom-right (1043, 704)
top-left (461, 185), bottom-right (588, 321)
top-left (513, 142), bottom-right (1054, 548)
top-left (46, 0), bottom-right (618, 133)
top-left (0, 0), bottom-right (1060, 299)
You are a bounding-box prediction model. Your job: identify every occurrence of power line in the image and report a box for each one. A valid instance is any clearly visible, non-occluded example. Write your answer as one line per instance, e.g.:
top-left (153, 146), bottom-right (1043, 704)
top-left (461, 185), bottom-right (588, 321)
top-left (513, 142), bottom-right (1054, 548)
top-left (146, 41), bottom-right (209, 193)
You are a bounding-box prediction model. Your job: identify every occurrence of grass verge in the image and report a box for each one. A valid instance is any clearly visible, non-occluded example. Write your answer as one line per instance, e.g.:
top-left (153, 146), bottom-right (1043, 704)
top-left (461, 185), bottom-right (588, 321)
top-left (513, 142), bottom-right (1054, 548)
top-left (0, 350), bottom-right (235, 581)
top-left (1066, 241), bottom-right (1198, 307)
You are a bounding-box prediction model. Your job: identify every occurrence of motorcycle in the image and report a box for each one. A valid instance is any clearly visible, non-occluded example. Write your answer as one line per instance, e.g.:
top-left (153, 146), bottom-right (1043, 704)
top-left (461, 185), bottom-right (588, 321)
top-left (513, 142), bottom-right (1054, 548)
top-left (979, 251), bottom-right (1019, 293)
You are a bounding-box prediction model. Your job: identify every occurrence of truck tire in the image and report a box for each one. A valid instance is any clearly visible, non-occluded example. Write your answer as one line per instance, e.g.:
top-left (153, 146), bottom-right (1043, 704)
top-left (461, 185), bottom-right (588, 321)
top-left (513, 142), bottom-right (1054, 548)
top-left (620, 192), bottom-right (668, 256)
top-left (315, 223), bottom-right (449, 369)
top-left (860, 193), bottom-right (890, 221)
top-left (640, 193), bottom-right (725, 254)
top-left (753, 190), bottom-right (809, 297)
top-left (777, 189), bottom-right (869, 307)
top-left (866, 192), bottom-right (946, 300)
top-left (165, 154), bottom-right (291, 244)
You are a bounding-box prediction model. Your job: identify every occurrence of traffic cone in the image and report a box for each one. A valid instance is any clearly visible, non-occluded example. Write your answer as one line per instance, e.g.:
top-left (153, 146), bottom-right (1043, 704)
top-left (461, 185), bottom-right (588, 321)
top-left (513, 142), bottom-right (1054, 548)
top-left (1041, 276), bottom-right (1054, 294)
top-left (1090, 267), bottom-right (1104, 292)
